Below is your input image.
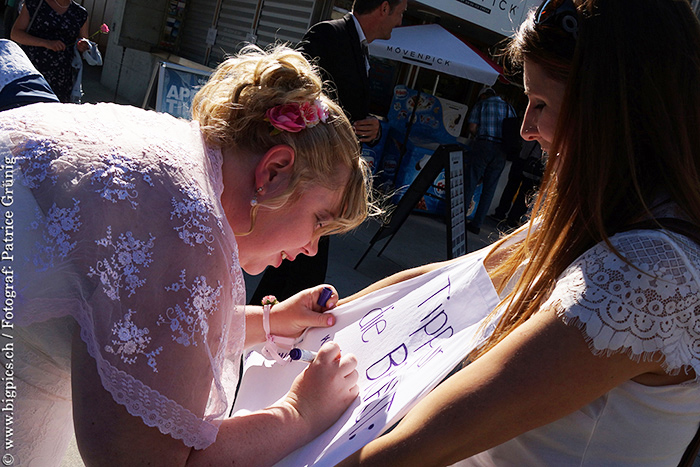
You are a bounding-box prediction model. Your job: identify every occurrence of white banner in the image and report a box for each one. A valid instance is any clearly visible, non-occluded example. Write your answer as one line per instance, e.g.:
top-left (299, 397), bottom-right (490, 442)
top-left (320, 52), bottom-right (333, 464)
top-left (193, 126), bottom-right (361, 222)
top-left (232, 252), bottom-right (501, 466)
top-left (415, 0), bottom-right (541, 36)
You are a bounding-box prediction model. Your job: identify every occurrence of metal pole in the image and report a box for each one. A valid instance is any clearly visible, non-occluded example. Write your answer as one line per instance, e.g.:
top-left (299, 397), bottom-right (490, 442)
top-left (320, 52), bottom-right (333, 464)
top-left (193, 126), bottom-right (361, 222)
top-left (432, 74), bottom-right (440, 95)
top-left (203, 0), bottom-right (224, 65)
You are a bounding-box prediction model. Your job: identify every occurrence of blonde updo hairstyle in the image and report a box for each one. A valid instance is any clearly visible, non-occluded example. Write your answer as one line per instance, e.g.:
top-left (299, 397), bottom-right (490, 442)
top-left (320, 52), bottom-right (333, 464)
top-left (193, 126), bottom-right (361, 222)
top-left (192, 45), bottom-right (371, 236)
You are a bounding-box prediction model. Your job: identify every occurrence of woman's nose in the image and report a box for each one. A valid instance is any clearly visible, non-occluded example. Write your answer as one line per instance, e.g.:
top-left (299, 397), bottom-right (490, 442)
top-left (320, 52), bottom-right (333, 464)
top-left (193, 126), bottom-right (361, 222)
top-left (301, 237), bottom-right (319, 257)
top-left (520, 111), bottom-right (538, 141)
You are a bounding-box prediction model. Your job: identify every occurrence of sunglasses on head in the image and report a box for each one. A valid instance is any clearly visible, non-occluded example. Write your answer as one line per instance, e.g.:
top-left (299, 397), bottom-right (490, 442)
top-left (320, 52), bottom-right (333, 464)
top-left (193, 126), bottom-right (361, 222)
top-left (534, 0), bottom-right (579, 40)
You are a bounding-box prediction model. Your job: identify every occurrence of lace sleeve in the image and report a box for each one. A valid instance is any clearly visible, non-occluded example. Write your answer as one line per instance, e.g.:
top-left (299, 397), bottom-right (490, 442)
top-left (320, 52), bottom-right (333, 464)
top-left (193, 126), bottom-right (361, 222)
top-left (545, 230), bottom-right (700, 382)
top-left (5, 103), bottom-right (247, 450)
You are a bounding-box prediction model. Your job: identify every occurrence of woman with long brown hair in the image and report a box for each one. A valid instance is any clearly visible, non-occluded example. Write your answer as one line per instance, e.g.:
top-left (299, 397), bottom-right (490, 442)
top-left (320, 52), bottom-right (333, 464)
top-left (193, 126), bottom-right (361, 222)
top-left (338, 0), bottom-right (700, 464)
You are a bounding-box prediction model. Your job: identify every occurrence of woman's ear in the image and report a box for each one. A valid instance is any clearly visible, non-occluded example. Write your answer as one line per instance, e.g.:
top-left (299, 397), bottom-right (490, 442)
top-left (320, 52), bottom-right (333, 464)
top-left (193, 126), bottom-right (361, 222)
top-left (254, 145), bottom-right (296, 196)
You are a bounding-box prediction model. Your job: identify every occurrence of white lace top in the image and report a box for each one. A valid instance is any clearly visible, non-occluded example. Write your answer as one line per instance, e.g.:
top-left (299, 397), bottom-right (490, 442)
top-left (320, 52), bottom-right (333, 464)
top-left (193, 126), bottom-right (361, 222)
top-left (0, 103), bottom-right (246, 458)
top-left (458, 229), bottom-right (700, 466)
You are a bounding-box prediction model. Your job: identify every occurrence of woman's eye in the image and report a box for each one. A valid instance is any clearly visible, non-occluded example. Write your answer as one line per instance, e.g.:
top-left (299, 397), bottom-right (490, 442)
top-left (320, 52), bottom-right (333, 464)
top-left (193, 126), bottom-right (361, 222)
top-left (528, 98), bottom-right (545, 111)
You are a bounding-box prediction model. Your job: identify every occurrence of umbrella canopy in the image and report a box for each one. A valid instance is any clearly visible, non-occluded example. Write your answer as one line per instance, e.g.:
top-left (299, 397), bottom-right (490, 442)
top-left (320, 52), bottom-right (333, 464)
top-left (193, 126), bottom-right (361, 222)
top-left (368, 24), bottom-right (501, 86)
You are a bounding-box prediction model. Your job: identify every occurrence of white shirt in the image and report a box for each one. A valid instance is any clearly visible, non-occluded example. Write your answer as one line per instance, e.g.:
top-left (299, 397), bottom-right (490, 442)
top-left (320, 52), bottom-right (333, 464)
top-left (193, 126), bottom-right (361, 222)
top-left (455, 228), bottom-right (700, 466)
top-left (351, 13), bottom-right (370, 75)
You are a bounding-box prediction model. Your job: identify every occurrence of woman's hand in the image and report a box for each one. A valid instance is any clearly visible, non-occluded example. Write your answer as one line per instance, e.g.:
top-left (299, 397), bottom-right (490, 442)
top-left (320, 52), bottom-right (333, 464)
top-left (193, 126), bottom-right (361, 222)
top-left (282, 341), bottom-right (359, 435)
top-left (190, 342), bottom-right (359, 466)
top-left (44, 39), bottom-right (66, 51)
top-left (76, 38), bottom-right (90, 53)
top-left (269, 285), bottom-right (339, 338)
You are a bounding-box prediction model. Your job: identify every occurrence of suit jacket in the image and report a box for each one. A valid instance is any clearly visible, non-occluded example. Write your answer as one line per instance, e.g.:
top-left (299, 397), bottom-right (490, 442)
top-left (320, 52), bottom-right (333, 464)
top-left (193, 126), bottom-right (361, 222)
top-left (300, 14), bottom-right (371, 123)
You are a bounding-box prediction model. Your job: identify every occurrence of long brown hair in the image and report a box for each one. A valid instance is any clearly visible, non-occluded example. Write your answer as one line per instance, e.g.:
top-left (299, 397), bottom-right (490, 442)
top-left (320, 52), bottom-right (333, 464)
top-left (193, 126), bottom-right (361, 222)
top-left (476, 0), bottom-right (700, 356)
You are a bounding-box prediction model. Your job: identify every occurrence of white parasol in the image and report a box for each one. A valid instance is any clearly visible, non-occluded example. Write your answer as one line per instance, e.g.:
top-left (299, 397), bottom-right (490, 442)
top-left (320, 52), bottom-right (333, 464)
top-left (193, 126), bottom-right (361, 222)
top-left (368, 23), bottom-right (501, 86)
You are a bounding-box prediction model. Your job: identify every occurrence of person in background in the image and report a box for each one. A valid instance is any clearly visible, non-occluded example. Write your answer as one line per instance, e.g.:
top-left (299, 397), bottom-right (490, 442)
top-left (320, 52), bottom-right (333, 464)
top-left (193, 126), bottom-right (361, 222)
top-left (464, 86), bottom-right (516, 235)
top-left (10, 0), bottom-right (89, 102)
top-left (301, 0), bottom-right (407, 145)
top-left (3, 0), bottom-right (20, 39)
top-left (249, 0), bottom-right (406, 305)
top-left (0, 45), bottom-right (370, 466)
top-left (338, 0), bottom-right (700, 464)
top-left (491, 139), bottom-right (544, 230)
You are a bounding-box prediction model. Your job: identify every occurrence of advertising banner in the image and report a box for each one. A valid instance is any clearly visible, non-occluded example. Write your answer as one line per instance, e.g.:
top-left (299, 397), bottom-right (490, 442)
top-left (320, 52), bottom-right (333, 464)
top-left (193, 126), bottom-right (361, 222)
top-left (414, 0), bottom-right (541, 36)
top-left (156, 62), bottom-right (211, 119)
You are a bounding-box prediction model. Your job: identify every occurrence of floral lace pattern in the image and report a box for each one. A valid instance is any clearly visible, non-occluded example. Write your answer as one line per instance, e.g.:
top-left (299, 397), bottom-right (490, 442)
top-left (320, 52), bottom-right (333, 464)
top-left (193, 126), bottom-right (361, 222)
top-left (105, 309), bottom-right (163, 372)
top-left (158, 270), bottom-right (223, 347)
top-left (4, 103), bottom-right (245, 453)
top-left (88, 226), bottom-right (156, 300)
top-left (549, 230), bottom-right (700, 380)
top-left (31, 199), bottom-right (81, 270)
top-left (78, 321), bottom-right (219, 450)
top-left (170, 186), bottom-right (223, 255)
top-left (16, 139), bottom-right (61, 188)
top-left (91, 152), bottom-right (154, 208)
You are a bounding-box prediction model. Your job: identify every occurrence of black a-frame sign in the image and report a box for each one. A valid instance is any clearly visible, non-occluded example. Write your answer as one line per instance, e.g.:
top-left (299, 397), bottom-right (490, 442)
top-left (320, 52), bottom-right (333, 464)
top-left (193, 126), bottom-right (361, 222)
top-left (355, 144), bottom-right (468, 269)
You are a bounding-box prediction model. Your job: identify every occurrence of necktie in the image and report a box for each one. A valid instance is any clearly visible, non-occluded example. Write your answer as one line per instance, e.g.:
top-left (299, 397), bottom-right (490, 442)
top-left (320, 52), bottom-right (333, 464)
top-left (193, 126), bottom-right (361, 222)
top-left (361, 40), bottom-right (370, 75)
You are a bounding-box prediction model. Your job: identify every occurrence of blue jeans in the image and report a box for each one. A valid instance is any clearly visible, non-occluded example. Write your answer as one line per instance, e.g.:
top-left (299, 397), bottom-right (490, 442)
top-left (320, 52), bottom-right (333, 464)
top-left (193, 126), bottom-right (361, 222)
top-left (464, 139), bottom-right (507, 228)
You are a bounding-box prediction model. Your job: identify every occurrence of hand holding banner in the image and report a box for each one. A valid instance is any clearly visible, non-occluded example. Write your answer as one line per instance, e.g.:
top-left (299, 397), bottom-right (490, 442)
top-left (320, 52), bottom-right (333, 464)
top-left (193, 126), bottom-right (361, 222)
top-left (233, 253), bottom-right (500, 466)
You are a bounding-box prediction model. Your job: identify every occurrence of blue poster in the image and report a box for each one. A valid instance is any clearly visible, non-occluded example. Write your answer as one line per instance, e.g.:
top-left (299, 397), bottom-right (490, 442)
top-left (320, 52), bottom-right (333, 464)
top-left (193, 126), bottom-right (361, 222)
top-left (156, 62), bottom-right (212, 119)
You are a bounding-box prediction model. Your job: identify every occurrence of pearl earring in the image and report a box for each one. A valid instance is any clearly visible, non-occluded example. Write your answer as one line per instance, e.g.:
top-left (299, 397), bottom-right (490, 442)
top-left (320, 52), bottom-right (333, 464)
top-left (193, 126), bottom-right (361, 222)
top-left (250, 187), bottom-right (263, 207)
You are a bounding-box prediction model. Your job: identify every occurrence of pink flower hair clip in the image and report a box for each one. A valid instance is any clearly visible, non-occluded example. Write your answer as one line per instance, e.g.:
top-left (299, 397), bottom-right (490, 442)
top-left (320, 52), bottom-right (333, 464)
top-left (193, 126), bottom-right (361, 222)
top-left (265, 99), bottom-right (330, 135)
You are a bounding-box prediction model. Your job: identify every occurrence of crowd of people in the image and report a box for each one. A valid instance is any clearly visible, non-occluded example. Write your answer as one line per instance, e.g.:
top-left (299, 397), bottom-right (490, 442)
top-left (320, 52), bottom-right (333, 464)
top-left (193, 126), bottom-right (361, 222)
top-left (1, 0), bottom-right (699, 465)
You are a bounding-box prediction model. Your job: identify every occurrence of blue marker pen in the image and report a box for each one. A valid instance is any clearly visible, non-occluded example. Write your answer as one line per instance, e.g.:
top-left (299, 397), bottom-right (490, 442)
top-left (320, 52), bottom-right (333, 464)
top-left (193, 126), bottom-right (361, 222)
top-left (317, 287), bottom-right (333, 307)
top-left (289, 348), bottom-right (317, 363)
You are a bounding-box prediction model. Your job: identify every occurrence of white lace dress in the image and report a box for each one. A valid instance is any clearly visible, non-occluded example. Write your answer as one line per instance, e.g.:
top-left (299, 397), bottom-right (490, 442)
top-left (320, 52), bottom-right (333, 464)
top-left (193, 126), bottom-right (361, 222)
top-left (457, 229), bottom-right (700, 466)
top-left (0, 103), bottom-right (246, 466)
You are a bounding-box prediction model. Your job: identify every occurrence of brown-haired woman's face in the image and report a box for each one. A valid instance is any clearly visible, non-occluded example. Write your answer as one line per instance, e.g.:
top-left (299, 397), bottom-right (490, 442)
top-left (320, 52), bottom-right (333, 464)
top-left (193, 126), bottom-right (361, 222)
top-left (521, 59), bottom-right (566, 154)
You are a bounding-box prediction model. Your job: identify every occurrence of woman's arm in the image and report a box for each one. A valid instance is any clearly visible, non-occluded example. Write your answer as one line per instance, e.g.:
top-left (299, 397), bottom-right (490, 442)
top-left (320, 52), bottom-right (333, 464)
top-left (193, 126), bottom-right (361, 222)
top-left (339, 255), bottom-right (469, 305)
top-left (339, 239), bottom-right (516, 306)
top-left (76, 18), bottom-right (90, 53)
top-left (244, 284), bottom-right (338, 347)
top-left (10, 6), bottom-right (65, 51)
top-left (72, 331), bottom-right (359, 466)
top-left (337, 306), bottom-right (669, 466)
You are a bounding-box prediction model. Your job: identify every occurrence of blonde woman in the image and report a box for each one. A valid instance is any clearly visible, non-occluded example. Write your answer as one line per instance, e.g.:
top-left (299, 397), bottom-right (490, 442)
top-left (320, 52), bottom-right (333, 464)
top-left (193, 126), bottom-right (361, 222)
top-left (0, 46), bottom-right (370, 465)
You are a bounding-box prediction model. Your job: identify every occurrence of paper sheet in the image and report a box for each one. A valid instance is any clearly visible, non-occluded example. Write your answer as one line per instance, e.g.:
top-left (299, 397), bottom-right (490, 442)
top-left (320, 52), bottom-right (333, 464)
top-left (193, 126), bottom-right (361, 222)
top-left (233, 254), bottom-right (500, 466)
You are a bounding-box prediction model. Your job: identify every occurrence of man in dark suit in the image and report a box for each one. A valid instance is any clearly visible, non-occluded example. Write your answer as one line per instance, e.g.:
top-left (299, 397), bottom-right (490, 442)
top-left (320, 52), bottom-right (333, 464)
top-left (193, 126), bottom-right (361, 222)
top-left (248, 0), bottom-right (406, 305)
top-left (301, 0), bottom-right (406, 144)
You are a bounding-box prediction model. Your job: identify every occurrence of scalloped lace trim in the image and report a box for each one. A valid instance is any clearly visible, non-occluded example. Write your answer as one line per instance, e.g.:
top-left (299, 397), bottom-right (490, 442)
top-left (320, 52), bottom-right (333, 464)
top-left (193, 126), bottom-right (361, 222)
top-left (549, 230), bottom-right (700, 383)
top-left (78, 317), bottom-right (219, 449)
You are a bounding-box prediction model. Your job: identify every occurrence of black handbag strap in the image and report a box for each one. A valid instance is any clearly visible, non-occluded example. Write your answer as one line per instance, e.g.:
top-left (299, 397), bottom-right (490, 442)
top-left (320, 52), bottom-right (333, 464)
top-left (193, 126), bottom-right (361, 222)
top-left (26, 0), bottom-right (44, 34)
top-left (678, 426), bottom-right (700, 467)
